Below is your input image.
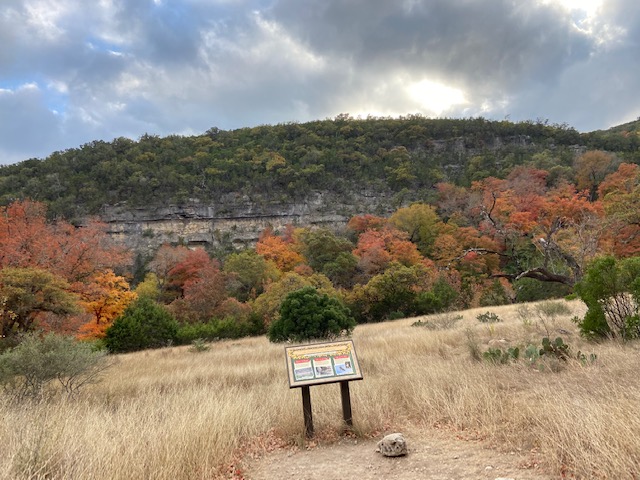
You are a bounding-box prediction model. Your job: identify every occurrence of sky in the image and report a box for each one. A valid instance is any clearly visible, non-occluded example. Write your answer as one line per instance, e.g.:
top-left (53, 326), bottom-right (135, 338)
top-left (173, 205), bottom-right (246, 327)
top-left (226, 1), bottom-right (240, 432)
top-left (1, 0), bottom-right (639, 165)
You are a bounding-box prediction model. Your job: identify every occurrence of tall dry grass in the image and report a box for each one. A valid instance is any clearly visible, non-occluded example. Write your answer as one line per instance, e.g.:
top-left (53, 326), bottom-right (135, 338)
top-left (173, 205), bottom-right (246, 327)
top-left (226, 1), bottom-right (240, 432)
top-left (1, 300), bottom-right (639, 479)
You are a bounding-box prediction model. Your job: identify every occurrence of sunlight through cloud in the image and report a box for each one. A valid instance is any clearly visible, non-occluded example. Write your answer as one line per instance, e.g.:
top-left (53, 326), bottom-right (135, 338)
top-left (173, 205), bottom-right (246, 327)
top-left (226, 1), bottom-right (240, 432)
top-left (408, 80), bottom-right (467, 115)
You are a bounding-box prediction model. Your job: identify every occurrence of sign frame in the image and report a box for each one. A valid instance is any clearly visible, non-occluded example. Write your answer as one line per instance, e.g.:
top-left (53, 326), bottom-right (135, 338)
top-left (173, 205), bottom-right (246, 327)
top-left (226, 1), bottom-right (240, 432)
top-left (284, 339), bottom-right (363, 389)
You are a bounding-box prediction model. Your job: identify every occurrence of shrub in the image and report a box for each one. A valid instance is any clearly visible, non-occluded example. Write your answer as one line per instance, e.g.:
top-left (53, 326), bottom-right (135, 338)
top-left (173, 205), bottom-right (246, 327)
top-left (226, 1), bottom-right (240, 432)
top-left (267, 287), bottom-right (356, 342)
top-left (188, 338), bottom-right (210, 353)
top-left (176, 314), bottom-right (265, 344)
top-left (539, 336), bottom-right (570, 360)
top-left (483, 346), bottom-right (519, 364)
top-left (574, 256), bottom-right (640, 339)
top-left (483, 337), bottom-right (595, 369)
top-left (105, 297), bottom-right (179, 353)
top-left (0, 333), bottom-right (110, 400)
top-left (476, 311), bottom-right (501, 323)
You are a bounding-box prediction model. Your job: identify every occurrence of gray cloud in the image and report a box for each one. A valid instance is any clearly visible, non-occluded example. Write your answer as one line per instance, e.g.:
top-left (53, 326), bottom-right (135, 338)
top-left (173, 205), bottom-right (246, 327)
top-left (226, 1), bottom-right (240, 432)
top-left (0, 85), bottom-right (61, 161)
top-left (0, 0), bottom-right (638, 165)
top-left (268, 0), bottom-right (593, 91)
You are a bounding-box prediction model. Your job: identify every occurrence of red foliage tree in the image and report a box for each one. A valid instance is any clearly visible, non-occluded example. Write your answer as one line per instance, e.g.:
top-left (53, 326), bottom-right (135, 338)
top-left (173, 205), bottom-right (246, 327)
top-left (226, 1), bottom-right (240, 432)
top-left (0, 200), bottom-right (130, 286)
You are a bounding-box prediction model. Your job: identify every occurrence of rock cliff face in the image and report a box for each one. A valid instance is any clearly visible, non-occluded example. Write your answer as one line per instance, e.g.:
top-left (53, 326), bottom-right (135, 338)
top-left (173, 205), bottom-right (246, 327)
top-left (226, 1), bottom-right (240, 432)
top-left (101, 190), bottom-right (396, 255)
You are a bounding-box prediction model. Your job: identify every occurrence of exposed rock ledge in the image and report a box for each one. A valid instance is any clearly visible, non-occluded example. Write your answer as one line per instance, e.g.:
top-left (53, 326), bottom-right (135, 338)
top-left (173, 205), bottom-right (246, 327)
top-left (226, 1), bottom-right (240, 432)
top-left (100, 190), bottom-right (396, 256)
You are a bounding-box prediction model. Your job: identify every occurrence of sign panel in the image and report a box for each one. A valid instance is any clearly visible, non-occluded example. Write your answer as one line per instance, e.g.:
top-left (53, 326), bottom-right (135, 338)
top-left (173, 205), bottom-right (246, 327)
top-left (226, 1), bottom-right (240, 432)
top-left (285, 340), bottom-right (363, 388)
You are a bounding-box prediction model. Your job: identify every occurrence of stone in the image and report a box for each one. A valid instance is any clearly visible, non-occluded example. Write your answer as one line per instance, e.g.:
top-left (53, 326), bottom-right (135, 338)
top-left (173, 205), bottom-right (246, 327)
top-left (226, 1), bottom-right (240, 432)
top-left (376, 433), bottom-right (408, 457)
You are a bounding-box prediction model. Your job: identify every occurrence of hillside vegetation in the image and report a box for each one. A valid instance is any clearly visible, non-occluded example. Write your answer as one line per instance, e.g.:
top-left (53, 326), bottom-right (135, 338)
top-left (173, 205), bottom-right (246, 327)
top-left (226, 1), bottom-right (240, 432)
top-left (1, 116), bottom-right (639, 221)
top-left (1, 301), bottom-right (639, 479)
top-left (2, 112), bottom-right (640, 347)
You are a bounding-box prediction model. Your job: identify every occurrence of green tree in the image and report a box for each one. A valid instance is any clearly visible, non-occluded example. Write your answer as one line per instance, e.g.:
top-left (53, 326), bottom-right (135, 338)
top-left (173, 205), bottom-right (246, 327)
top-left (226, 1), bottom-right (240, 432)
top-left (252, 271), bottom-right (337, 325)
top-left (574, 256), bottom-right (640, 339)
top-left (347, 262), bottom-right (431, 322)
top-left (389, 203), bottom-right (440, 256)
top-left (223, 250), bottom-right (280, 301)
top-left (322, 251), bottom-right (359, 288)
top-left (299, 228), bottom-right (354, 273)
top-left (104, 297), bottom-right (179, 352)
top-left (267, 287), bottom-right (355, 342)
top-left (414, 276), bottom-right (459, 314)
top-left (0, 267), bottom-right (79, 337)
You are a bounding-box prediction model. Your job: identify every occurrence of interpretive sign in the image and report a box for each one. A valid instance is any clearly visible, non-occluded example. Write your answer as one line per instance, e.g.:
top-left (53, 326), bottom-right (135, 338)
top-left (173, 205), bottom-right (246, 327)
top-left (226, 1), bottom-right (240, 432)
top-left (285, 340), bottom-right (363, 388)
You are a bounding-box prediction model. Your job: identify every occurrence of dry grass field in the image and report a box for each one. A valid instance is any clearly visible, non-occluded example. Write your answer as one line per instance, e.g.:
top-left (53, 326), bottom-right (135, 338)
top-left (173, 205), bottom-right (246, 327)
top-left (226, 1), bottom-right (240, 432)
top-left (1, 299), bottom-right (639, 479)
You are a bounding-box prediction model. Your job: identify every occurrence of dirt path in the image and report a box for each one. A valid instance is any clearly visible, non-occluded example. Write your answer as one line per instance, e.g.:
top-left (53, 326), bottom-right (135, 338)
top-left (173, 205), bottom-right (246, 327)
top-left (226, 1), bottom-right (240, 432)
top-left (240, 428), bottom-right (552, 480)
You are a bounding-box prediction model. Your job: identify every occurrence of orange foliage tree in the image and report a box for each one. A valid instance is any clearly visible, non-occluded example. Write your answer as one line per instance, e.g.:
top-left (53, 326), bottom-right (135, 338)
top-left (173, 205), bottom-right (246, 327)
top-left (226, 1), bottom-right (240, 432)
top-left (354, 226), bottom-right (423, 276)
top-left (0, 200), bottom-right (130, 287)
top-left (255, 226), bottom-right (304, 272)
top-left (472, 176), bottom-right (603, 286)
top-left (78, 270), bottom-right (137, 339)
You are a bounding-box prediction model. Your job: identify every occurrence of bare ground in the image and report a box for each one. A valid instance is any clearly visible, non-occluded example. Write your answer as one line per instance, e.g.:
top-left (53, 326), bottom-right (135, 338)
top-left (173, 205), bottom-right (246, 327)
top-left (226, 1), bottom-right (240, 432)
top-left (239, 427), bottom-right (553, 480)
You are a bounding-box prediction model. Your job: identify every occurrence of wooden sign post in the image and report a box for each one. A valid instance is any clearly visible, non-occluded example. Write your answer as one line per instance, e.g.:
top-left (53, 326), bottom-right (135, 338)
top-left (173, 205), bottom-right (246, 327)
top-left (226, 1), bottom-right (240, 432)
top-left (284, 340), bottom-right (363, 438)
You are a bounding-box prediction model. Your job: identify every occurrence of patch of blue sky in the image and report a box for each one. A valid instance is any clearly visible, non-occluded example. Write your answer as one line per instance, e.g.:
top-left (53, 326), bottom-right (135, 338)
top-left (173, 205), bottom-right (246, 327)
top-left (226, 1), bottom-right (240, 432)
top-left (0, 75), bottom-right (68, 115)
top-left (0, 77), bottom-right (30, 92)
top-left (44, 87), bottom-right (68, 116)
top-left (85, 36), bottom-right (124, 55)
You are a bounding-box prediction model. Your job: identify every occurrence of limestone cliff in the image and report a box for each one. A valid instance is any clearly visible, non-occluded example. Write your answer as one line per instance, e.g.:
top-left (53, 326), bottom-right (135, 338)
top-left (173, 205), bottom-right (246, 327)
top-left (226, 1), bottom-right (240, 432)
top-left (100, 190), bottom-right (396, 255)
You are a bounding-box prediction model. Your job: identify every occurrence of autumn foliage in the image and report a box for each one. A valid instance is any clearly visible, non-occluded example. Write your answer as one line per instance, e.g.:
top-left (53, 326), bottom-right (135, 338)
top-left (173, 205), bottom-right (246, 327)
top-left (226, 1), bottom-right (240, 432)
top-left (3, 148), bottom-right (640, 346)
top-left (0, 200), bottom-right (131, 339)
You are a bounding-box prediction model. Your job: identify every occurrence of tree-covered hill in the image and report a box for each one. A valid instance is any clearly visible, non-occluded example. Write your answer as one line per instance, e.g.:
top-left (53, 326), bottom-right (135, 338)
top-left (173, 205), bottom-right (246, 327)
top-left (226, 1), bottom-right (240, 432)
top-left (1, 115), bottom-right (639, 221)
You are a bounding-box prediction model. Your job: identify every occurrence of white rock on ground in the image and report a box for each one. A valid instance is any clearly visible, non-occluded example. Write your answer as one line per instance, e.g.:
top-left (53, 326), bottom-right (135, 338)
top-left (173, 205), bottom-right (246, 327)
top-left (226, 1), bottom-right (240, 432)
top-left (376, 433), bottom-right (408, 457)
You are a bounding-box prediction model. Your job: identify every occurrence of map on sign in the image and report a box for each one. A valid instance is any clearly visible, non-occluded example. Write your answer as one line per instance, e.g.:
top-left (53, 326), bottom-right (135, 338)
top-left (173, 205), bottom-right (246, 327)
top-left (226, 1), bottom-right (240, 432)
top-left (285, 340), bottom-right (363, 388)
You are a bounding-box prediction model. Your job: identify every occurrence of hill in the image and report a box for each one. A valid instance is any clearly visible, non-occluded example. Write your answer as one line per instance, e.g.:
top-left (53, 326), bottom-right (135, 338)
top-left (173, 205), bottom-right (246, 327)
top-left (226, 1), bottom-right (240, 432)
top-left (1, 116), bottom-right (638, 256)
top-left (1, 116), bottom-right (638, 220)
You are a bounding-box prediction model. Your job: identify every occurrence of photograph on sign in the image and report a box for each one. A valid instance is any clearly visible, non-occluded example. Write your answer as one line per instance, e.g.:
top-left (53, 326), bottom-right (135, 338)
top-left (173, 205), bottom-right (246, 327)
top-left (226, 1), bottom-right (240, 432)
top-left (293, 358), bottom-right (314, 381)
top-left (333, 355), bottom-right (354, 375)
top-left (312, 357), bottom-right (334, 377)
top-left (285, 340), bottom-right (363, 388)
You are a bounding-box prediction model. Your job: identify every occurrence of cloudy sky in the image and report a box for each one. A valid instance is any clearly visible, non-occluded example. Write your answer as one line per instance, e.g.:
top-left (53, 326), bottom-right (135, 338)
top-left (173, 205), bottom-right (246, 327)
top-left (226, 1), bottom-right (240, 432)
top-left (1, 0), bottom-right (639, 165)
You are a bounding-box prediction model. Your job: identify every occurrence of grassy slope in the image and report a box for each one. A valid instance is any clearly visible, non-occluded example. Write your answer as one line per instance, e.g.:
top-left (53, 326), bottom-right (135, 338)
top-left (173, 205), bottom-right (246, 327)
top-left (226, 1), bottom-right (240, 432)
top-left (1, 300), bottom-right (639, 479)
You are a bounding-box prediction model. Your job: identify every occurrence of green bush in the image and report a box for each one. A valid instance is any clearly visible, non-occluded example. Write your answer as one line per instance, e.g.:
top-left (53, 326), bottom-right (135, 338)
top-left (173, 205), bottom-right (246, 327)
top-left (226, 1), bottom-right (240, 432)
top-left (105, 297), bottom-right (179, 353)
top-left (574, 256), bottom-right (640, 339)
top-left (268, 286), bottom-right (356, 342)
top-left (176, 314), bottom-right (265, 344)
top-left (0, 333), bottom-right (110, 400)
top-left (414, 277), bottom-right (459, 314)
top-left (483, 346), bottom-right (519, 364)
top-left (476, 311), bottom-right (501, 323)
top-left (188, 338), bottom-right (210, 353)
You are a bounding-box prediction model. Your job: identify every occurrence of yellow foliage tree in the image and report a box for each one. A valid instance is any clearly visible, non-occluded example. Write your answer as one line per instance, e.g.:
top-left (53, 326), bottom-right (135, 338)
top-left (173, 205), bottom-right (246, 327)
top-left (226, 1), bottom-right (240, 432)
top-left (78, 270), bottom-right (137, 339)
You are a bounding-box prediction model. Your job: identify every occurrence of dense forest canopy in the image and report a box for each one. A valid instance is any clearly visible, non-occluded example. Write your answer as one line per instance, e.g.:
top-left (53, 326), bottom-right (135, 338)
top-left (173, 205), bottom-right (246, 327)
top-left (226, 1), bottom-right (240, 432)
top-left (2, 116), bottom-right (640, 347)
top-left (1, 115), bottom-right (639, 221)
